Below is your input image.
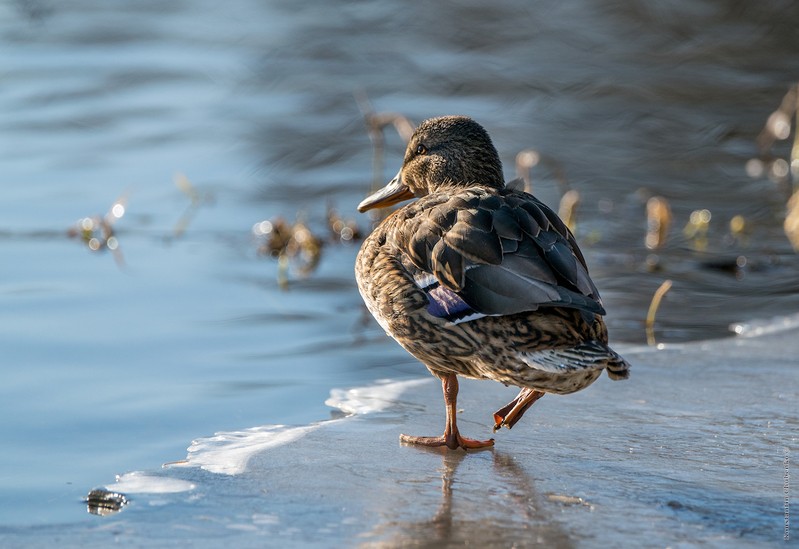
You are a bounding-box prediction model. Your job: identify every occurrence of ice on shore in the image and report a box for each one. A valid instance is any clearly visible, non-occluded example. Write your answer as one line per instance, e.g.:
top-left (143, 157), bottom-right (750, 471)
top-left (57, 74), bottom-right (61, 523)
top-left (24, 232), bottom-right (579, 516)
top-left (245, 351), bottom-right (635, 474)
top-left (82, 314), bottom-right (799, 546)
top-left (160, 379), bottom-right (432, 476)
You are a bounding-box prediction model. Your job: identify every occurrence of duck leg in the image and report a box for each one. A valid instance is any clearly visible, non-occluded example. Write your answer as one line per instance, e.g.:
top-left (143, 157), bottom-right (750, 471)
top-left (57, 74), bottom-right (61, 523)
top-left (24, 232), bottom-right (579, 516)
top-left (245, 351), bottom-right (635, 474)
top-left (493, 388), bottom-right (545, 432)
top-left (400, 372), bottom-right (494, 450)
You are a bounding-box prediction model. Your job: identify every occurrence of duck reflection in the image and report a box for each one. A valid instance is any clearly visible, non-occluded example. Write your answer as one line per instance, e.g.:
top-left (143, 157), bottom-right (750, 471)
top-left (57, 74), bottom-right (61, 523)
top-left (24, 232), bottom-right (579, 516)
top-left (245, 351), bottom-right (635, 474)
top-left (360, 448), bottom-right (574, 548)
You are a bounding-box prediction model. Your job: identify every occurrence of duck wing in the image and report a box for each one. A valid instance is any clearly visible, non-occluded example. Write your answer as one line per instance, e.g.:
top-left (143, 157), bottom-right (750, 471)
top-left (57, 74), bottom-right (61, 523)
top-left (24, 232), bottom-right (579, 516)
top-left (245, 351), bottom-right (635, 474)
top-left (397, 188), bottom-right (604, 324)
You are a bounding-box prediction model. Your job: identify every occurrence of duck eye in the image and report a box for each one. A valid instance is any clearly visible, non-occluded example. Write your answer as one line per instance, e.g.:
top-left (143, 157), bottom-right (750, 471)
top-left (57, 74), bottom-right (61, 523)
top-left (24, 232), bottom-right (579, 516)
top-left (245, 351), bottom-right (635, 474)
top-left (415, 144), bottom-right (427, 155)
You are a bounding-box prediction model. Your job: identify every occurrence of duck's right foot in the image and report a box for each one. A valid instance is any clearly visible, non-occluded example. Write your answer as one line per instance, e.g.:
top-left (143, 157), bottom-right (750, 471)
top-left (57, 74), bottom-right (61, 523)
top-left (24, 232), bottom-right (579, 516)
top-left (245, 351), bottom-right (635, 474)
top-left (493, 389), bottom-right (545, 431)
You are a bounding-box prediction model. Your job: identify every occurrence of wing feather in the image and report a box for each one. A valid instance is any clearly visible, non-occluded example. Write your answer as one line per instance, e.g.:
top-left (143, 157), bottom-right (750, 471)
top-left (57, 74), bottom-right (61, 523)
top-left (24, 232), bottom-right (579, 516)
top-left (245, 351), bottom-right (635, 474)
top-left (398, 188), bottom-right (604, 321)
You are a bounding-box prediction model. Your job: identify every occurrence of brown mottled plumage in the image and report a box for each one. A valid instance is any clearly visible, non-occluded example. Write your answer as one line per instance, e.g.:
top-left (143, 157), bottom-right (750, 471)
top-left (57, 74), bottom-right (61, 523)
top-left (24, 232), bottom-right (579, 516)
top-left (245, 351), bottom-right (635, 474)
top-left (356, 115), bottom-right (630, 450)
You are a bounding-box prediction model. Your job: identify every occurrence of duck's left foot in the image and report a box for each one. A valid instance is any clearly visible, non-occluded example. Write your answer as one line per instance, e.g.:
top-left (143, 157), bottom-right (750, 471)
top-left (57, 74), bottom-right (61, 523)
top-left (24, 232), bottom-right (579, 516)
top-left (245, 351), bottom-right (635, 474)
top-left (400, 432), bottom-right (494, 451)
top-left (493, 388), bottom-right (546, 432)
top-left (403, 372), bottom-right (494, 450)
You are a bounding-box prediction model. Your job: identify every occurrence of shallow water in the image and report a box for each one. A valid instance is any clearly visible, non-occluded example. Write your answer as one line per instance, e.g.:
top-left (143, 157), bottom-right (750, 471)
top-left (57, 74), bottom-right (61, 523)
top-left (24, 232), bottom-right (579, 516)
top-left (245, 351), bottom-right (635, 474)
top-left (1, 0), bottom-right (798, 544)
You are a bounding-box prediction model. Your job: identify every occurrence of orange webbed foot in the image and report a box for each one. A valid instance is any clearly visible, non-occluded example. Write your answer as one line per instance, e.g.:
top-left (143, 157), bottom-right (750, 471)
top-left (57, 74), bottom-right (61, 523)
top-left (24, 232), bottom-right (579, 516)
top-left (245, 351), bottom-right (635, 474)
top-left (493, 389), bottom-right (546, 432)
top-left (400, 432), bottom-right (494, 451)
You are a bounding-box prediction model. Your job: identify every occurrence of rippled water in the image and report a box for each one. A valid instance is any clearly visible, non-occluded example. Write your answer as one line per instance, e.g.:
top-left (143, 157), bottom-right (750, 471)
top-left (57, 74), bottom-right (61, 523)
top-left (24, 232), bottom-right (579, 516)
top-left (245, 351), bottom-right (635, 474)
top-left (1, 0), bottom-right (798, 541)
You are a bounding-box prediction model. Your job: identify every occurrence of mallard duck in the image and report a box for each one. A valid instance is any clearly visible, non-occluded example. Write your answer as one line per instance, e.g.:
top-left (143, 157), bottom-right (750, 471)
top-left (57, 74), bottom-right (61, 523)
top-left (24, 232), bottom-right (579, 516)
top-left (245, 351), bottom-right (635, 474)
top-left (355, 115), bottom-right (630, 450)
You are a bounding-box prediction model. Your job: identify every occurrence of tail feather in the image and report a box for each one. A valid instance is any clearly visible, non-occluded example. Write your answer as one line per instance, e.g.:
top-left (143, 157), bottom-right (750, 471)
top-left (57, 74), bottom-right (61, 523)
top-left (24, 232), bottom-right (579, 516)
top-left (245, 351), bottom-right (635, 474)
top-left (606, 355), bottom-right (631, 380)
top-left (519, 340), bottom-right (631, 379)
top-left (602, 344), bottom-right (631, 380)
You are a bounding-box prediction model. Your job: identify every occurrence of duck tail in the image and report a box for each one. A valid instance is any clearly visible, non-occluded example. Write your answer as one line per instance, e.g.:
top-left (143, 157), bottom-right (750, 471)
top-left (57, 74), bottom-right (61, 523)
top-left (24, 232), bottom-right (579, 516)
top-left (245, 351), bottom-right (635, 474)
top-left (605, 349), bottom-right (631, 381)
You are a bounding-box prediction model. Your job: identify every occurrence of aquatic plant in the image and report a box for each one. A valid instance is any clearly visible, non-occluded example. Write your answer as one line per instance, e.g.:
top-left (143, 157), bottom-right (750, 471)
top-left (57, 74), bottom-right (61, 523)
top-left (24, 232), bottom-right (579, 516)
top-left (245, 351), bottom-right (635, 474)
top-left (66, 194), bottom-right (127, 266)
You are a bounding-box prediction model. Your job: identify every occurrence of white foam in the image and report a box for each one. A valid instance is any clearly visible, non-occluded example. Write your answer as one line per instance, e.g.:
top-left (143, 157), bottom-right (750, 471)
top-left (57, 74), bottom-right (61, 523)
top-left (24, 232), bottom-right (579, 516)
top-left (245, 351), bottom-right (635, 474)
top-left (172, 424), bottom-right (321, 475)
top-left (108, 471), bottom-right (195, 494)
top-left (325, 378), bottom-right (431, 415)
top-left (170, 378), bottom-right (430, 476)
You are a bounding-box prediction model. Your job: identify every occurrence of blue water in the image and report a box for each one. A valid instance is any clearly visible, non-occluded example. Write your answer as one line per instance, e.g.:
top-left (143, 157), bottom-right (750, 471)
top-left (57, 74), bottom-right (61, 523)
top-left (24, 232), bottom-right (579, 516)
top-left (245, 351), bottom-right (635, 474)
top-left (1, 0), bottom-right (798, 540)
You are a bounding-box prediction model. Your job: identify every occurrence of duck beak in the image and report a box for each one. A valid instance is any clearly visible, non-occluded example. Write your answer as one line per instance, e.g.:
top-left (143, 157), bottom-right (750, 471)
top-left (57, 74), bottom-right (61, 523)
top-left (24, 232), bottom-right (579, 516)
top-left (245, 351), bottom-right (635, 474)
top-left (357, 170), bottom-right (415, 212)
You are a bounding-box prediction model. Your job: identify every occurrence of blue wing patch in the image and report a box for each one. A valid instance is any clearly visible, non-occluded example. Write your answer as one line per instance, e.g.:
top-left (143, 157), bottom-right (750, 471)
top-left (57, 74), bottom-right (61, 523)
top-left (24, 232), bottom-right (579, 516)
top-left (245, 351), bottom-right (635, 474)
top-left (416, 274), bottom-right (485, 324)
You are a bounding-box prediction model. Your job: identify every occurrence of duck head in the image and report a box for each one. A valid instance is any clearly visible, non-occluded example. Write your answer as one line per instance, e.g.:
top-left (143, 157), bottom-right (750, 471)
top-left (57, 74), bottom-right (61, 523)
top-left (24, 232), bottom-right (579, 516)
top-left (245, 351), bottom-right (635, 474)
top-left (357, 116), bottom-right (504, 212)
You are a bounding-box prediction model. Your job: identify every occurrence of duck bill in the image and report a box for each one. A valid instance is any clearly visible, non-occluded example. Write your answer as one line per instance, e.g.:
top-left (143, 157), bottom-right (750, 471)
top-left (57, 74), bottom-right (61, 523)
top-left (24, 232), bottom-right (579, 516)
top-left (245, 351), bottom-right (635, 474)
top-left (357, 171), bottom-right (414, 212)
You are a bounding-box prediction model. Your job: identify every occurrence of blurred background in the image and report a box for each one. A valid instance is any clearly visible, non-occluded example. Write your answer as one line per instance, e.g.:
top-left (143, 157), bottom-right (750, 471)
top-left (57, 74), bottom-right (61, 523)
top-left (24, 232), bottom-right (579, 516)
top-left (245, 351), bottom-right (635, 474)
top-left (1, 0), bottom-right (798, 528)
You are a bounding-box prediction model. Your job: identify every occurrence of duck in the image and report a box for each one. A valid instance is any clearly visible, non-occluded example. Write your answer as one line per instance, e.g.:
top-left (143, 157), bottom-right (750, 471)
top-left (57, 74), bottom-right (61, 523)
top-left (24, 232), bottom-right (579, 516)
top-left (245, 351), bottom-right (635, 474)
top-left (355, 115), bottom-right (630, 450)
